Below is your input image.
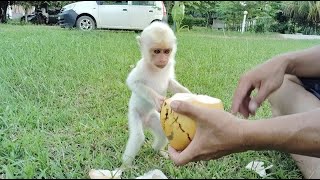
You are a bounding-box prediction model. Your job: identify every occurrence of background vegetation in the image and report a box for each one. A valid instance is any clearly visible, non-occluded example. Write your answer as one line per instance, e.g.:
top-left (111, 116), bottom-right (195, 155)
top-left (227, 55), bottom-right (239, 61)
top-left (2, 1), bottom-right (320, 35)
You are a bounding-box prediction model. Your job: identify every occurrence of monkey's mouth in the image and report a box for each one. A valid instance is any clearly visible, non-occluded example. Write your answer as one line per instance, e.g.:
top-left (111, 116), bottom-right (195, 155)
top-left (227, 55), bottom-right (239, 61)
top-left (156, 64), bottom-right (166, 68)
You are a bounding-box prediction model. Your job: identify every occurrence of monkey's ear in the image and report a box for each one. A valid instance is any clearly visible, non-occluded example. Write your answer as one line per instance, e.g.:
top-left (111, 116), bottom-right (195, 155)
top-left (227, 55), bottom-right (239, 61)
top-left (174, 37), bottom-right (177, 44)
top-left (136, 36), bottom-right (141, 47)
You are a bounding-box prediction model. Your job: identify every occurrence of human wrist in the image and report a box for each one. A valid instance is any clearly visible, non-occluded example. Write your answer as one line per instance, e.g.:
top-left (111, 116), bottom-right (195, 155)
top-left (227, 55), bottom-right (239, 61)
top-left (233, 119), bottom-right (255, 152)
top-left (239, 120), bottom-right (277, 151)
top-left (281, 52), bottom-right (297, 75)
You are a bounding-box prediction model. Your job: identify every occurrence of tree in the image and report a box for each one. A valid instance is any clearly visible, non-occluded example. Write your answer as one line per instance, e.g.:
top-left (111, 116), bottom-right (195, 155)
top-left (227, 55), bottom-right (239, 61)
top-left (184, 1), bottom-right (217, 27)
top-left (18, 1), bottom-right (35, 23)
top-left (9, 1), bottom-right (75, 23)
top-left (212, 1), bottom-right (283, 32)
top-left (214, 1), bottom-right (243, 30)
top-left (163, 1), bottom-right (174, 17)
top-left (0, 1), bottom-right (9, 23)
top-left (283, 1), bottom-right (320, 34)
top-left (172, 1), bottom-right (185, 32)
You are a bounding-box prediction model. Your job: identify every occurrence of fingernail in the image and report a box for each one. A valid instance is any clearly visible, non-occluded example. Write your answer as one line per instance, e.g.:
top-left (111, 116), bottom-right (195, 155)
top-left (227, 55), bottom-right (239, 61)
top-left (249, 100), bottom-right (258, 113)
top-left (170, 101), bottom-right (180, 111)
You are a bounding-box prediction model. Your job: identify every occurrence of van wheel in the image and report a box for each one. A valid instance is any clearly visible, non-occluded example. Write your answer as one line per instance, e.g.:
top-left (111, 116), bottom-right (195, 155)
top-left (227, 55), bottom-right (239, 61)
top-left (76, 16), bottom-right (95, 31)
top-left (151, 19), bottom-right (161, 24)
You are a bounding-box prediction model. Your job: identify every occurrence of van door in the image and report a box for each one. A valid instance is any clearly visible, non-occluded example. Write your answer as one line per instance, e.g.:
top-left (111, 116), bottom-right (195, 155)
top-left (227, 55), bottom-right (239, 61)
top-left (98, 1), bottom-right (129, 29)
top-left (128, 1), bottom-right (159, 30)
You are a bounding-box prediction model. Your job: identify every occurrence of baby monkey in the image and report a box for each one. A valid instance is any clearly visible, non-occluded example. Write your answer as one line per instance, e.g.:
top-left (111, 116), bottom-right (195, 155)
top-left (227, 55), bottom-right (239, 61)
top-left (122, 21), bottom-right (191, 167)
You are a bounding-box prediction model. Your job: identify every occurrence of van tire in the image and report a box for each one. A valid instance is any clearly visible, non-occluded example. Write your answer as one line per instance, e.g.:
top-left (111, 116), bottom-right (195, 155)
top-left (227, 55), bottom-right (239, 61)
top-left (76, 15), bottom-right (95, 31)
top-left (151, 19), bottom-right (161, 24)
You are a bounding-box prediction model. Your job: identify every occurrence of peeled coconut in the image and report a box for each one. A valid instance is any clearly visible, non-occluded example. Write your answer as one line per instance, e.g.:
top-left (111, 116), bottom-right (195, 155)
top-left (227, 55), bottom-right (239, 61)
top-left (89, 169), bottom-right (122, 179)
top-left (160, 93), bottom-right (224, 151)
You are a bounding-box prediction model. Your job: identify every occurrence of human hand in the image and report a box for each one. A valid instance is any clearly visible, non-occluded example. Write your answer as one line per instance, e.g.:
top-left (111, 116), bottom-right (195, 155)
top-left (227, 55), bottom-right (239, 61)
top-left (168, 100), bottom-right (244, 166)
top-left (231, 57), bottom-right (287, 118)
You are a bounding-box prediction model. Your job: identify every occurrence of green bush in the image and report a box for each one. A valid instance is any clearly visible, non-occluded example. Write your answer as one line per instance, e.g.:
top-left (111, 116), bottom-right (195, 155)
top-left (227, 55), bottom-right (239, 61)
top-left (168, 14), bottom-right (206, 30)
top-left (253, 17), bottom-right (274, 33)
top-left (287, 23), bottom-right (295, 34)
top-left (301, 26), bottom-right (320, 35)
top-left (269, 23), bottom-right (288, 34)
top-left (181, 15), bottom-right (206, 29)
top-left (168, 13), bottom-right (173, 25)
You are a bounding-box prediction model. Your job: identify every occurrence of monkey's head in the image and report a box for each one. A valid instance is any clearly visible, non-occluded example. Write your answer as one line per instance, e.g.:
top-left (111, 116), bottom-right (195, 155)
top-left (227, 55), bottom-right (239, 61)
top-left (137, 21), bottom-right (177, 69)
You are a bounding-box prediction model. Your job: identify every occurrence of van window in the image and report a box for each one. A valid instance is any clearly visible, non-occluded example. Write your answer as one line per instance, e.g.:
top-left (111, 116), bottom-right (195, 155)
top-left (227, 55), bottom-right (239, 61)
top-left (131, 1), bottom-right (155, 6)
top-left (101, 1), bottom-right (128, 5)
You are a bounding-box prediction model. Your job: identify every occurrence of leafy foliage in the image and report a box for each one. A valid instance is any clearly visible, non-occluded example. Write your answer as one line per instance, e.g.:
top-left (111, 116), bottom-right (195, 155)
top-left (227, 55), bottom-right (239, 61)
top-left (184, 1), bottom-right (216, 27)
top-left (5, 1), bottom-right (320, 35)
top-left (11, 1), bottom-right (76, 8)
top-left (283, 1), bottom-right (320, 35)
top-left (171, 2), bottom-right (187, 32)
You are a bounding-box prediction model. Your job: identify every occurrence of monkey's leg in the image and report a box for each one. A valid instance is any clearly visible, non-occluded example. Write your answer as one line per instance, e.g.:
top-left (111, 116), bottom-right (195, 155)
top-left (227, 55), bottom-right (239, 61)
top-left (148, 111), bottom-right (169, 159)
top-left (122, 109), bottom-right (145, 167)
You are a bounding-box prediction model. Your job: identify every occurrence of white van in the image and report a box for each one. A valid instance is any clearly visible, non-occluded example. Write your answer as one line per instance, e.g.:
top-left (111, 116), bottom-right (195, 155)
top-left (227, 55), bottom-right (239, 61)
top-left (58, 1), bottom-right (167, 31)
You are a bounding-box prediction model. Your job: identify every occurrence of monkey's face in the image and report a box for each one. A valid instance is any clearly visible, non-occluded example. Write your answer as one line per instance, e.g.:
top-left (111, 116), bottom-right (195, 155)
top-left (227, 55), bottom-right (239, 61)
top-left (138, 21), bottom-right (177, 69)
top-left (150, 47), bottom-right (172, 69)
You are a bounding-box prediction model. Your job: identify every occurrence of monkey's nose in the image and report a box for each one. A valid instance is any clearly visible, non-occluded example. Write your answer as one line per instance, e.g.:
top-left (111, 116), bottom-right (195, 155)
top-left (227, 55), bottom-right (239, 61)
top-left (160, 59), bottom-right (167, 63)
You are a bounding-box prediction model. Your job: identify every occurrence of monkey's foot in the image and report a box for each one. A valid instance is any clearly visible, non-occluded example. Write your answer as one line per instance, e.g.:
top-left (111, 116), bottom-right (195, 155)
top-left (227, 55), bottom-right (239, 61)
top-left (119, 162), bottom-right (139, 172)
top-left (159, 150), bottom-right (169, 159)
top-left (122, 153), bottom-right (139, 166)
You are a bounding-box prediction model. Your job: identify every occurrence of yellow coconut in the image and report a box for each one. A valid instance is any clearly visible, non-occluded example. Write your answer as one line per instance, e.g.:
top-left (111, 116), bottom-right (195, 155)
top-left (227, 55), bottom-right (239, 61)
top-left (160, 93), bottom-right (224, 151)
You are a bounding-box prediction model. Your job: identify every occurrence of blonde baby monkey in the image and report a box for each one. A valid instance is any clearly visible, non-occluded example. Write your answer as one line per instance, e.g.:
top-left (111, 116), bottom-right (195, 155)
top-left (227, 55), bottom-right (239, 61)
top-left (122, 21), bottom-right (191, 166)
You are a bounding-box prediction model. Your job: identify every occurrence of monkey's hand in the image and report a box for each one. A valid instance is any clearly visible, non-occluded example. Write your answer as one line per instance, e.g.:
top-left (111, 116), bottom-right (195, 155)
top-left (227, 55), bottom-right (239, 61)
top-left (154, 95), bottom-right (166, 112)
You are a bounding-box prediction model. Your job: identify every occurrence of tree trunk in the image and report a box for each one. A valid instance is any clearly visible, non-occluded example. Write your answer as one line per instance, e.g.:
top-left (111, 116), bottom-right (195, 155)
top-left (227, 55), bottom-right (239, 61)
top-left (206, 12), bottom-right (209, 27)
top-left (172, 1), bottom-right (178, 32)
top-left (314, 21), bottom-right (317, 35)
top-left (25, 7), bottom-right (28, 23)
top-left (164, 1), bottom-right (173, 14)
top-left (0, 1), bottom-right (9, 23)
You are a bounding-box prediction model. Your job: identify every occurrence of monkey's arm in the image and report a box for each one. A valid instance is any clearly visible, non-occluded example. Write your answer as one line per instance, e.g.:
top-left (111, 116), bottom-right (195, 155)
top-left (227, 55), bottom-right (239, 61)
top-left (168, 79), bottom-right (191, 94)
top-left (128, 80), bottom-right (164, 111)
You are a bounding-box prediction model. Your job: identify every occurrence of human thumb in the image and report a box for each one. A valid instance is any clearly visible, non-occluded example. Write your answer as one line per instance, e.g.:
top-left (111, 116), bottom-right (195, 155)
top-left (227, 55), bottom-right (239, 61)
top-left (249, 86), bottom-right (269, 114)
top-left (170, 100), bottom-right (202, 121)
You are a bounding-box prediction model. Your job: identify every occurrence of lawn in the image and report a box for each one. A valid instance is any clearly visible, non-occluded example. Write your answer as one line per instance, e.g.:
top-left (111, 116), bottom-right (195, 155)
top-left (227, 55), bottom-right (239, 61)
top-left (1, 24), bottom-right (319, 179)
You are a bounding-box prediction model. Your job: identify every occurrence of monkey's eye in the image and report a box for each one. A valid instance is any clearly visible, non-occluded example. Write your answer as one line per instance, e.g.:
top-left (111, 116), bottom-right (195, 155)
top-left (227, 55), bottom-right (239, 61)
top-left (164, 49), bottom-right (171, 54)
top-left (154, 49), bottom-right (161, 54)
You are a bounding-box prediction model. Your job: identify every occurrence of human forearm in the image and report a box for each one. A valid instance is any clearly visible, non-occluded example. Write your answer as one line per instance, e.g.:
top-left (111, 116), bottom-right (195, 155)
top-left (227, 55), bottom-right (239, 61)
top-left (283, 45), bottom-right (320, 77)
top-left (242, 108), bottom-right (320, 157)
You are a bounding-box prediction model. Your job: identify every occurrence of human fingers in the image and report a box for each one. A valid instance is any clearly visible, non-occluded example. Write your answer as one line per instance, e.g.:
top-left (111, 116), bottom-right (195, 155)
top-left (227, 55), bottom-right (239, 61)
top-left (239, 95), bottom-right (251, 118)
top-left (249, 83), bottom-right (271, 114)
top-left (168, 146), bottom-right (194, 166)
top-left (231, 76), bottom-right (253, 115)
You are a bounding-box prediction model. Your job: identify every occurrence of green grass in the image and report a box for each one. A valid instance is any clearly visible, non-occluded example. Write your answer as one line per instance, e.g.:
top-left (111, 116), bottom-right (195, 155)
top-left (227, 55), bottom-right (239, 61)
top-left (1, 24), bottom-right (319, 179)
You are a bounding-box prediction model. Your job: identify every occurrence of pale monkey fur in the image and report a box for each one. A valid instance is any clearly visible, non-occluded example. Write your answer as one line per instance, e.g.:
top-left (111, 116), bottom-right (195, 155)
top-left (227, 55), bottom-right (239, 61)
top-left (122, 22), bottom-right (191, 166)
